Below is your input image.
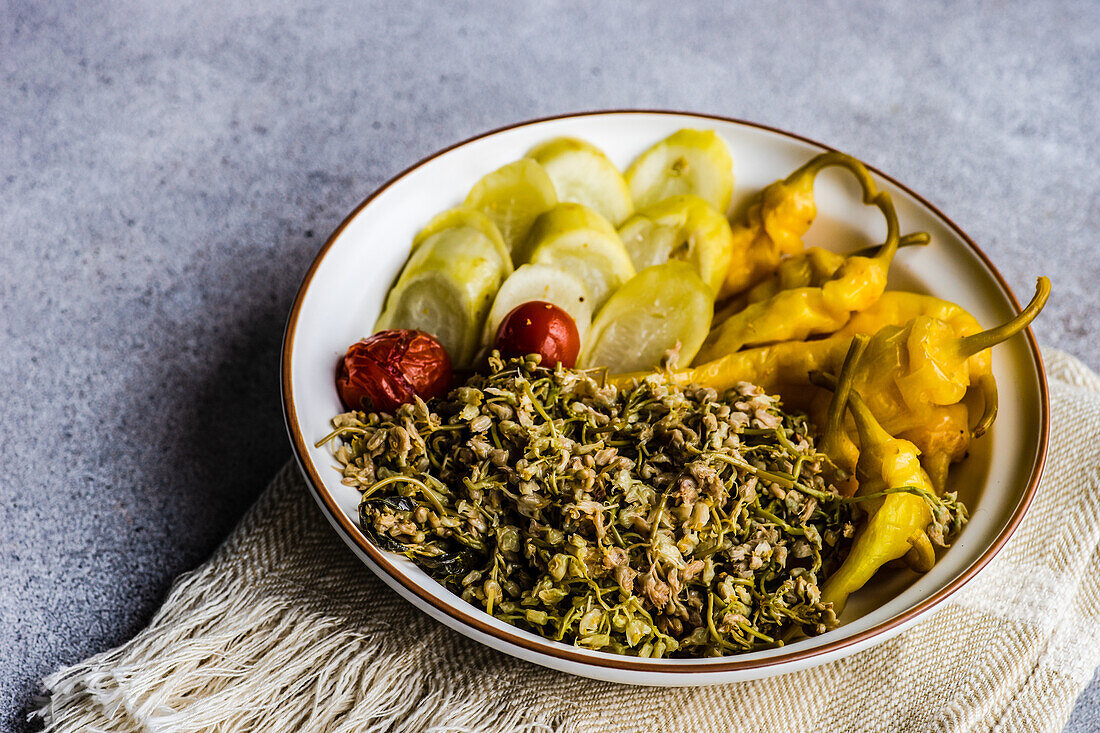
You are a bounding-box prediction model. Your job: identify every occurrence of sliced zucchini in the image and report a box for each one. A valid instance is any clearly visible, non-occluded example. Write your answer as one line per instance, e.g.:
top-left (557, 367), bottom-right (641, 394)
top-left (526, 137), bottom-right (634, 226)
top-left (376, 227), bottom-right (507, 366)
top-left (580, 261), bottom-right (713, 372)
top-left (482, 264), bottom-right (593, 347)
top-left (464, 158), bottom-right (558, 255)
top-left (617, 194), bottom-right (734, 295)
top-left (523, 203), bottom-right (636, 309)
top-left (411, 206), bottom-right (512, 276)
top-left (624, 129), bottom-right (734, 214)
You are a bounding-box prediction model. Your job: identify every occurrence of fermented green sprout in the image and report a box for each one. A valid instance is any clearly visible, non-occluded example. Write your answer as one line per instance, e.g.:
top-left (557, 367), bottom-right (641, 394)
top-left (321, 353), bottom-right (867, 657)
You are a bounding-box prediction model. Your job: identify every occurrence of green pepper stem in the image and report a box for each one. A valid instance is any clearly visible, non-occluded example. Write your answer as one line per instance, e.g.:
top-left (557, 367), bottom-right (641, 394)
top-left (820, 335), bottom-right (870, 460)
top-left (810, 370), bottom-right (891, 450)
top-left (786, 152), bottom-right (899, 267)
top-left (971, 373), bottom-right (999, 438)
top-left (844, 388), bottom-right (892, 450)
top-left (957, 277), bottom-right (1051, 358)
top-left (786, 152), bottom-right (877, 196)
top-left (869, 192), bottom-right (900, 266)
top-left (852, 231), bottom-right (930, 258)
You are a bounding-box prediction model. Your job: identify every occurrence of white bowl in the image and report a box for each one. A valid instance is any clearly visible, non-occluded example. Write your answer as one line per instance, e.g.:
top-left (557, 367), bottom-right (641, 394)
top-left (281, 111), bottom-right (1048, 685)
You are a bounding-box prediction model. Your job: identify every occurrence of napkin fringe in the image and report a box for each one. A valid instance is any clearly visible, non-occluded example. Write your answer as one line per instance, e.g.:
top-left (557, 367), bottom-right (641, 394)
top-left (33, 564), bottom-right (583, 733)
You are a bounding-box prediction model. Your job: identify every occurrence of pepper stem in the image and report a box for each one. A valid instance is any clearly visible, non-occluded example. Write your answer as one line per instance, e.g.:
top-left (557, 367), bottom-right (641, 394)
top-left (869, 191), bottom-right (900, 266)
top-left (810, 370), bottom-right (890, 449)
top-left (785, 152), bottom-right (878, 199)
top-left (852, 231), bottom-right (930, 258)
top-left (957, 277), bottom-right (1051, 358)
top-left (970, 373), bottom-right (999, 438)
top-left (819, 335), bottom-right (870, 460)
top-left (786, 152), bottom-right (899, 266)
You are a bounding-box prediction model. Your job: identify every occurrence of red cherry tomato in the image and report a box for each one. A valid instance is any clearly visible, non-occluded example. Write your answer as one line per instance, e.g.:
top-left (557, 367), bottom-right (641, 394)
top-left (494, 301), bottom-right (580, 369)
top-left (336, 329), bottom-right (452, 413)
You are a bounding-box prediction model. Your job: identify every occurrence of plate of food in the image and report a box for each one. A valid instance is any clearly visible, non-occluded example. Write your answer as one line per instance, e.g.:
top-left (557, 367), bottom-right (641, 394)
top-left (281, 111), bottom-right (1049, 685)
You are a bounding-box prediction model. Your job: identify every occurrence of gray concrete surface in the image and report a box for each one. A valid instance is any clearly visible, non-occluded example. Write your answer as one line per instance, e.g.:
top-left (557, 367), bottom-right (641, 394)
top-left (1, 1), bottom-right (1097, 730)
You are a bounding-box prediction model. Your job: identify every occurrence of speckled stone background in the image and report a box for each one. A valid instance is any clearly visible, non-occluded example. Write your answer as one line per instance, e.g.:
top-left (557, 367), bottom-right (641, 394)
top-left (1, 1), bottom-right (1097, 731)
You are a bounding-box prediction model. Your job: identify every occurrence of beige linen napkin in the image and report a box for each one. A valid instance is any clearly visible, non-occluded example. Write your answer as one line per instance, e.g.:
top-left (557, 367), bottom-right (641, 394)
top-left (36, 349), bottom-right (1100, 733)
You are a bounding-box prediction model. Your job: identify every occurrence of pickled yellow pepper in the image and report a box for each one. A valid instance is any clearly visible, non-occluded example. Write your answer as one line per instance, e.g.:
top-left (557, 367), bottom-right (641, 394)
top-left (815, 368), bottom-right (936, 613)
top-left (813, 340), bottom-right (953, 572)
top-left (719, 152), bottom-right (889, 299)
top-left (837, 290), bottom-right (998, 436)
top-left (610, 335), bottom-right (851, 408)
top-left (828, 291), bottom-right (999, 490)
top-left (698, 191), bottom-right (902, 362)
top-left (853, 278), bottom-right (1048, 432)
top-left (737, 233), bottom-right (930, 310)
top-left (815, 279), bottom-right (1048, 484)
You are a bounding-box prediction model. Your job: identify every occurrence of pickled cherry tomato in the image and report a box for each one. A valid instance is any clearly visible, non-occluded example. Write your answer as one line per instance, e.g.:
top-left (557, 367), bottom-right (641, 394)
top-left (494, 301), bottom-right (580, 369)
top-left (336, 329), bottom-right (452, 413)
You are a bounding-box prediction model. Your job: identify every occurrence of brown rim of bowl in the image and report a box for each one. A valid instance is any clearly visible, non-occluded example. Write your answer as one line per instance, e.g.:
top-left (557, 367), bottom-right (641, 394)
top-left (280, 110), bottom-right (1050, 674)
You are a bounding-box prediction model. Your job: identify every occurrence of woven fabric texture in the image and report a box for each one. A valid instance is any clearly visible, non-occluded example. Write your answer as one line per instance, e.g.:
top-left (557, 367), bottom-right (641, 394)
top-left (36, 349), bottom-right (1100, 733)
